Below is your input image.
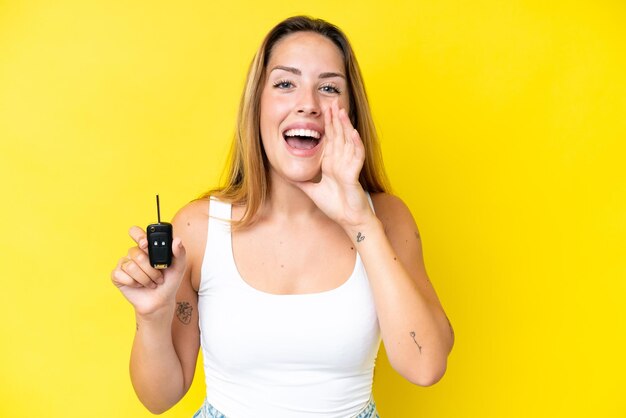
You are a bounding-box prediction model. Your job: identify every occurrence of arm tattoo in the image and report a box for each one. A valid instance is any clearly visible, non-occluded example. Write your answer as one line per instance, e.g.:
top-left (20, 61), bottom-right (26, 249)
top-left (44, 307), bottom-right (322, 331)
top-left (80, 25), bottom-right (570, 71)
top-left (356, 232), bottom-right (365, 242)
top-left (410, 331), bottom-right (423, 354)
top-left (176, 301), bottom-right (193, 325)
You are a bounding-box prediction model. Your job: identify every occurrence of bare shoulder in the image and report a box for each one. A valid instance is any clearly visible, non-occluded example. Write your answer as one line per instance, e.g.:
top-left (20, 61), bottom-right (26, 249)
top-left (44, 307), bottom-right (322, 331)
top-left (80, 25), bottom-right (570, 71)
top-left (370, 193), bottom-right (429, 285)
top-left (172, 197), bottom-right (210, 228)
top-left (172, 197), bottom-right (211, 238)
top-left (370, 192), bottom-right (418, 233)
top-left (171, 197), bottom-right (211, 281)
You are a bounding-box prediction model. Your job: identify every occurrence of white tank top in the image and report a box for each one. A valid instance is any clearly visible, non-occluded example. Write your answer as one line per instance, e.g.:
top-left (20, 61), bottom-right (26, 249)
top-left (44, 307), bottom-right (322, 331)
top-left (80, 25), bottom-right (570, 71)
top-left (198, 198), bottom-right (381, 418)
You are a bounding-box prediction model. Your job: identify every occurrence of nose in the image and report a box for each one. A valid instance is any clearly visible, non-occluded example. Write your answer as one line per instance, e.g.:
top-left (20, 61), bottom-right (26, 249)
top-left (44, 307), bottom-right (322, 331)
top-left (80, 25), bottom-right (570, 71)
top-left (295, 88), bottom-right (321, 116)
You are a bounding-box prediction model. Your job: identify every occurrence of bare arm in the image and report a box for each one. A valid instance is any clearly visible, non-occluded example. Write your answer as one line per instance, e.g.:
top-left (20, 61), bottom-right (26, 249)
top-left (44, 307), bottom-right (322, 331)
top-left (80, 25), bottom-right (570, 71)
top-left (129, 259), bottom-right (199, 413)
top-left (350, 193), bottom-right (453, 386)
top-left (112, 201), bottom-right (206, 413)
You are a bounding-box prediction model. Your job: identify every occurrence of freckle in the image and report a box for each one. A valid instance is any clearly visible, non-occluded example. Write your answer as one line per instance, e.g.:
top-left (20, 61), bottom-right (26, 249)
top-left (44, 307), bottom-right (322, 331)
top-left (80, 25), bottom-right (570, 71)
top-left (350, 247), bottom-right (354, 250)
top-left (187, 222), bottom-right (190, 226)
top-left (394, 257), bottom-right (397, 261)
top-left (281, 264), bottom-right (284, 268)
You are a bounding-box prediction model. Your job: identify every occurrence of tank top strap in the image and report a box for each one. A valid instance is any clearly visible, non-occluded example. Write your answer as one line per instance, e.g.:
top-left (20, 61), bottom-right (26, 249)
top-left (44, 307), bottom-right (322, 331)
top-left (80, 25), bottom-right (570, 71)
top-left (208, 196), bottom-right (232, 220)
top-left (199, 197), bottom-right (233, 294)
top-left (207, 197), bottom-right (232, 246)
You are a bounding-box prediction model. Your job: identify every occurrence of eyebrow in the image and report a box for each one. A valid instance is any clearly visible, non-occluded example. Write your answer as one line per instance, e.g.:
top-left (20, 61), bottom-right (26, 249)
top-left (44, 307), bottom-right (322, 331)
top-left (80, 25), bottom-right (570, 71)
top-left (270, 65), bottom-right (346, 79)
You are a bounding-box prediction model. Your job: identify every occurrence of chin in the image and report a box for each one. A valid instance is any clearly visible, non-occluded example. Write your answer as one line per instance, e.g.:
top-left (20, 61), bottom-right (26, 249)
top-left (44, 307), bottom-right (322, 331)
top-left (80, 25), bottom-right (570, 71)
top-left (280, 166), bottom-right (322, 184)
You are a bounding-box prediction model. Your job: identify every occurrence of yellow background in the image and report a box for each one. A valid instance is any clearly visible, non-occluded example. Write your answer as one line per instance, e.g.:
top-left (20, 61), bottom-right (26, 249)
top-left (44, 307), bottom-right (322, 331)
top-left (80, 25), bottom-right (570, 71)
top-left (1, 1), bottom-right (624, 417)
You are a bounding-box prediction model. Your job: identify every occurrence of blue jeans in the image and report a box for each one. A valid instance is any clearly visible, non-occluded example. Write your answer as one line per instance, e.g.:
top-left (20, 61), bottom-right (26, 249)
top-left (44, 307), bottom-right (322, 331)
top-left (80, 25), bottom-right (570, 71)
top-left (192, 397), bottom-right (380, 418)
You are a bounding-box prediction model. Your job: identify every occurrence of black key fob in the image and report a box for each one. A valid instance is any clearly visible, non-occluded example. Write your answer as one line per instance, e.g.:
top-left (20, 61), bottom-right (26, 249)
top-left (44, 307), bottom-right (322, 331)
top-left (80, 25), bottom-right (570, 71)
top-left (147, 195), bottom-right (172, 269)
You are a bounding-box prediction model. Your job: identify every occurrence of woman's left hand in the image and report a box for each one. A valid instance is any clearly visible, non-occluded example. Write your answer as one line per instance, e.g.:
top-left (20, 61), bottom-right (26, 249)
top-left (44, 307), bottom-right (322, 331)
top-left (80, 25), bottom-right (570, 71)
top-left (293, 100), bottom-right (375, 230)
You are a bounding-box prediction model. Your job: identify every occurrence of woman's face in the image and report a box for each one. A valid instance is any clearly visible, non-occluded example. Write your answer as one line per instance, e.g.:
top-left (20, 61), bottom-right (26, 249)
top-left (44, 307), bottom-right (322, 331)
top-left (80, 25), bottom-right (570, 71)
top-left (260, 31), bottom-right (350, 184)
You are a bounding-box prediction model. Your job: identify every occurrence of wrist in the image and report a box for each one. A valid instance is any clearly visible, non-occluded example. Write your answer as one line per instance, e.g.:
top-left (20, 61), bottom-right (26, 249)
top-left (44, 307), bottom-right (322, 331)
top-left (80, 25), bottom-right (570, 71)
top-left (135, 302), bottom-right (175, 327)
top-left (343, 215), bottom-right (384, 245)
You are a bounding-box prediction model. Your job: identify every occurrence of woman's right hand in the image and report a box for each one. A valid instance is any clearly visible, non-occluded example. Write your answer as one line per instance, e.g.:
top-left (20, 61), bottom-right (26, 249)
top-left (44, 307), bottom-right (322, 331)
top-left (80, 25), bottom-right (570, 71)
top-left (111, 226), bottom-right (187, 317)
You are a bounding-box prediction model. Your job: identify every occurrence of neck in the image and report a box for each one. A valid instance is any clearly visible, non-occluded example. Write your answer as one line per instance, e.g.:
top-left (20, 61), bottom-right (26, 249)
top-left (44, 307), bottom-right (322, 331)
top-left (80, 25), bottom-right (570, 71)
top-left (260, 172), bottom-right (322, 223)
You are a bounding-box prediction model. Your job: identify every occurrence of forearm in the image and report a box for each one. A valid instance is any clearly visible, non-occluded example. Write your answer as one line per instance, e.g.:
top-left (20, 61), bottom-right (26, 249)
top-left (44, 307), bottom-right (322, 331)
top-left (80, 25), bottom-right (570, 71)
top-left (130, 306), bottom-right (186, 414)
top-left (347, 218), bottom-right (453, 385)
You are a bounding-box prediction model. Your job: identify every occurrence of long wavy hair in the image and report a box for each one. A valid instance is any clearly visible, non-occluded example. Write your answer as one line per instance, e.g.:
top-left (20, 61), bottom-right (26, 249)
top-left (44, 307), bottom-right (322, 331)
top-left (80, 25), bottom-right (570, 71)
top-left (203, 15), bottom-right (389, 228)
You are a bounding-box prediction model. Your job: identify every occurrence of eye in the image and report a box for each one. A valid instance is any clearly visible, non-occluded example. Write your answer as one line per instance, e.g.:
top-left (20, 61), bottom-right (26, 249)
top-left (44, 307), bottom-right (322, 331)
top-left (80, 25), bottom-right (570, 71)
top-left (320, 83), bottom-right (341, 94)
top-left (273, 79), bottom-right (294, 89)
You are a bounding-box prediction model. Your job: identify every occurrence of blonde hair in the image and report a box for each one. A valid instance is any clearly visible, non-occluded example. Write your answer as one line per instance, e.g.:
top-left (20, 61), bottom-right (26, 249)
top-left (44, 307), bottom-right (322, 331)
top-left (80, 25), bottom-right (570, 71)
top-left (203, 16), bottom-right (389, 228)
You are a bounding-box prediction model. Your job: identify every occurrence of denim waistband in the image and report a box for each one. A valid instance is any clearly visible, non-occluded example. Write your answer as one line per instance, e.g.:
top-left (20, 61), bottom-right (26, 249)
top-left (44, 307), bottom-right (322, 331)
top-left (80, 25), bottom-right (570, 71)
top-left (192, 397), bottom-right (380, 418)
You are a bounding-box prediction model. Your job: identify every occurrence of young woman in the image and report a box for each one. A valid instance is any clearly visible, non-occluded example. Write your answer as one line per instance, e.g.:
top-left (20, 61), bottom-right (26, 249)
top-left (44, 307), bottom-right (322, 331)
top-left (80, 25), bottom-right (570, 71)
top-left (111, 16), bottom-right (454, 418)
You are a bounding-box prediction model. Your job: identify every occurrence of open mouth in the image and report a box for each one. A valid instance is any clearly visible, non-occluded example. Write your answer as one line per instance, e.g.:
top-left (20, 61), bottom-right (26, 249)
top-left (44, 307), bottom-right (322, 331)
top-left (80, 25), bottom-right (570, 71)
top-left (283, 128), bottom-right (322, 150)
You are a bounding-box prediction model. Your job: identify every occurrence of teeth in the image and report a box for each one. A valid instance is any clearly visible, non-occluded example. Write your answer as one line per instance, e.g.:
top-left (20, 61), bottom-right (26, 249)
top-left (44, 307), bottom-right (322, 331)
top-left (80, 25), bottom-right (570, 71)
top-left (283, 129), bottom-right (321, 139)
